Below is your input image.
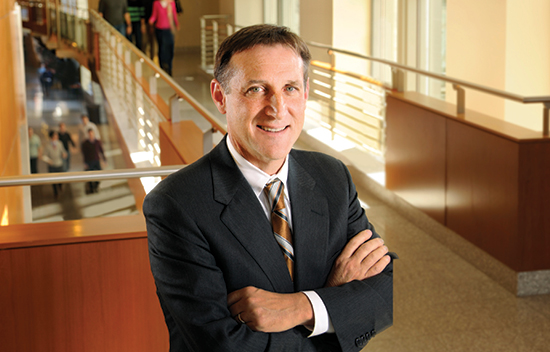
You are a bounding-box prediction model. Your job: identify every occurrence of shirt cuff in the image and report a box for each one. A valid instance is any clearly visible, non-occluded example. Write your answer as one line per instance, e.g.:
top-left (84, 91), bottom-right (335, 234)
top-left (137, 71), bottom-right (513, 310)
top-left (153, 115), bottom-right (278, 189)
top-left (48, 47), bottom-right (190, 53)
top-left (302, 291), bottom-right (335, 337)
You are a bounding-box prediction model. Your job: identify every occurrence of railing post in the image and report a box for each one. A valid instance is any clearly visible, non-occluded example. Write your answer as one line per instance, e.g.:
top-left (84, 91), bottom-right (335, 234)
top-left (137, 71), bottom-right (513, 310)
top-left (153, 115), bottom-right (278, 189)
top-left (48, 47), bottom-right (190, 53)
top-left (544, 102), bottom-right (550, 137)
top-left (149, 75), bottom-right (157, 96)
top-left (170, 94), bottom-right (181, 122)
top-left (125, 48), bottom-right (131, 66)
top-left (453, 84), bottom-right (466, 116)
top-left (391, 68), bottom-right (405, 92)
top-left (200, 17), bottom-right (206, 70)
top-left (213, 20), bottom-right (219, 59)
top-left (135, 59), bottom-right (142, 79)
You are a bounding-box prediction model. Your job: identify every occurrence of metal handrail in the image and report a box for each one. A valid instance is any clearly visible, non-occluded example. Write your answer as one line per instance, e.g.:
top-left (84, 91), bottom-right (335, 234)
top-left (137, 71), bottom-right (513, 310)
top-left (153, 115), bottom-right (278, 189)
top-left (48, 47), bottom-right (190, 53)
top-left (307, 41), bottom-right (550, 136)
top-left (307, 42), bottom-right (550, 104)
top-left (89, 10), bottom-right (227, 134)
top-left (0, 166), bottom-right (185, 187)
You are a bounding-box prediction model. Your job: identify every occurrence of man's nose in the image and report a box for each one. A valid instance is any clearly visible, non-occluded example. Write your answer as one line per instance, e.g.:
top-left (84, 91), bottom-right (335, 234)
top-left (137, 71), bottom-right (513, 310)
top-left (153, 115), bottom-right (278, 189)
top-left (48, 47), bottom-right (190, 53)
top-left (265, 92), bottom-right (286, 118)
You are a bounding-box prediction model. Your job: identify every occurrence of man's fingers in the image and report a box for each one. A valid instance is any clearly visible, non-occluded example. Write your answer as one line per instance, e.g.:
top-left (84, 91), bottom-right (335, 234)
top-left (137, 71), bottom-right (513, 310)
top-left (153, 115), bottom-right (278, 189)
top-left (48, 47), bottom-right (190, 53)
top-left (227, 286), bottom-right (252, 308)
top-left (358, 240), bottom-right (388, 267)
top-left (365, 254), bottom-right (392, 278)
top-left (340, 230), bottom-right (373, 258)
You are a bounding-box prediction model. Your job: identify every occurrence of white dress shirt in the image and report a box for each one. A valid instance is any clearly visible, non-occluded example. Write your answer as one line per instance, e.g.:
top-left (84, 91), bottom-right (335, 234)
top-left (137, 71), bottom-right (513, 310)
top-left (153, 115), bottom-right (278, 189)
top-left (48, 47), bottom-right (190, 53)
top-left (226, 137), bottom-right (334, 336)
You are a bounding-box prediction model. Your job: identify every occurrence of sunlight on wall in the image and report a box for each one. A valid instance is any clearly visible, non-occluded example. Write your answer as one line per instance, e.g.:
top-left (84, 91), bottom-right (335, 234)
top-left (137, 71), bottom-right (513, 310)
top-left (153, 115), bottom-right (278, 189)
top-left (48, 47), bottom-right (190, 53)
top-left (1, 205), bottom-right (9, 226)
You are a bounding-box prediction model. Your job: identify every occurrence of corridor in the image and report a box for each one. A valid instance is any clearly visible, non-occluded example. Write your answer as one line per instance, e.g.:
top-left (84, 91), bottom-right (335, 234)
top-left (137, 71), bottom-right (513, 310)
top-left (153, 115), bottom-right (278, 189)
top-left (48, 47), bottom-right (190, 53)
top-left (25, 37), bottom-right (550, 352)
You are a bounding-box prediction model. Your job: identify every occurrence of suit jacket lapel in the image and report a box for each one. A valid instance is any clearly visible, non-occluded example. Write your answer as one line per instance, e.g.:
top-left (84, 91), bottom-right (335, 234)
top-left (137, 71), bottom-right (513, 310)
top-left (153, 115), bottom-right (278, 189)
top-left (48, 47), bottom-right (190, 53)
top-left (287, 152), bottom-right (330, 292)
top-left (211, 138), bottom-right (294, 293)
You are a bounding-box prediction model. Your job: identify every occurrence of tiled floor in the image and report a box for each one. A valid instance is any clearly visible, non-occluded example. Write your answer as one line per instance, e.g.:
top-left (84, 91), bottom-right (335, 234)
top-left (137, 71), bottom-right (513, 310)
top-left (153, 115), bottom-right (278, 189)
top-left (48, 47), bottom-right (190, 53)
top-left (27, 41), bottom-right (550, 351)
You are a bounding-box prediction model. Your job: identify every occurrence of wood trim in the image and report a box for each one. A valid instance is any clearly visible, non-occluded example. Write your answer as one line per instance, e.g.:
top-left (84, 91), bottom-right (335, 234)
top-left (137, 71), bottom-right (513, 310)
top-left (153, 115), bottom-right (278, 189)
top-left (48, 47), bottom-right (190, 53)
top-left (0, 214), bottom-right (146, 249)
top-left (159, 121), bottom-right (204, 166)
top-left (388, 90), bottom-right (549, 142)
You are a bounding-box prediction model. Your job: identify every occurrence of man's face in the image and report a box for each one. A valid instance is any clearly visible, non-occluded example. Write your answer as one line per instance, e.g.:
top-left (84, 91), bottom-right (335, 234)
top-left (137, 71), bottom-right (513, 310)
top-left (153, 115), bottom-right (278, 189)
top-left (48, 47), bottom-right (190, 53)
top-left (211, 44), bottom-right (309, 175)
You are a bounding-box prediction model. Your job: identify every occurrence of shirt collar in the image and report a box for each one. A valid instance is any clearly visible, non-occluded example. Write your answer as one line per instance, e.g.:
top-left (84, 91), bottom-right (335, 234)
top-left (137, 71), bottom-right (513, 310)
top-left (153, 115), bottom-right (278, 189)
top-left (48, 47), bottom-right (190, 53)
top-left (226, 136), bottom-right (289, 198)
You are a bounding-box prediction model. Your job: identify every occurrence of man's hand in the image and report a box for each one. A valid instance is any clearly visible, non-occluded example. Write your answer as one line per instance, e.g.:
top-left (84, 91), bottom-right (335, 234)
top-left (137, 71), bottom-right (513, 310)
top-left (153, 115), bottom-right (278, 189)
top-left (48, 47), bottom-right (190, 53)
top-left (325, 230), bottom-right (390, 287)
top-left (227, 287), bottom-right (313, 333)
top-left (126, 25), bottom-right (132, 35)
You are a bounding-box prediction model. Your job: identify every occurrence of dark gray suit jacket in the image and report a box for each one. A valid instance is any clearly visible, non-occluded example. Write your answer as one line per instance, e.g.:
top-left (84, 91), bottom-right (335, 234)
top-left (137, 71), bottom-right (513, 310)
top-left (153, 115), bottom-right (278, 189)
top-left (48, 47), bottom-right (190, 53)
top-left (144, 137), bottom-right (394, 352)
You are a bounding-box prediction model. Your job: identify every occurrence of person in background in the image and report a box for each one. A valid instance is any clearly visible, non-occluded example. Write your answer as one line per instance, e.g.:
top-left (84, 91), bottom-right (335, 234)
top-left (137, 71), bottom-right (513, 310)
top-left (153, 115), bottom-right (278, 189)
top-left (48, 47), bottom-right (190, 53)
top-left (128, 0), bottom-right (146, 50)
top-left (78, 114), bottom-right (101, 144)
top-left (39, 66), bottom-right (54, 97)
top-left (81, 129), bottom-right (106, 194)
top-left (149, 0), bottom-right (179, 76)
top-left (58, 122), bottom-right (75, 172)
top-left (43, 130), bottom-right (67, 199)
top-left (28, 127), bottom-right (42, 174)
top-left (98, 0), bottom-right (132, 37)
top-left (143, 0), bottom-right (156, 60)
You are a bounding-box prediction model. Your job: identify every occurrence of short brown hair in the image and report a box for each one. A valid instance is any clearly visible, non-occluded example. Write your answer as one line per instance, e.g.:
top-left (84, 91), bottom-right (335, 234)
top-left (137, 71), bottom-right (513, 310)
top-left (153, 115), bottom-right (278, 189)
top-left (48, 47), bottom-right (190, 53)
top-left (214, 24), bottom-right (311, 91)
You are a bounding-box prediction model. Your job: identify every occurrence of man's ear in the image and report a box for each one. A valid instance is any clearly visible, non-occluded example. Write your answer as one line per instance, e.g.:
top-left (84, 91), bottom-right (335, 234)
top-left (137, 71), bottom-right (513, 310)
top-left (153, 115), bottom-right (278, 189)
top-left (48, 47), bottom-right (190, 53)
top-left (210, 79), bottom-right (227, 114)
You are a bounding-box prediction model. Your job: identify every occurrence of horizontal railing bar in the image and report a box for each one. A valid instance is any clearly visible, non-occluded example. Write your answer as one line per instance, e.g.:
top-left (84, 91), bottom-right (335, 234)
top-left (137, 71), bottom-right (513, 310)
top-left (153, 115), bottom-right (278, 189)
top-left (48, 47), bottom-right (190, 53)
top-left (310, 60), bottom-right (383, 87)
top-left (307, 41), bottom-right (550, 104)
top-left (202, 14), bottom-right (231, 20)
top-left (0, 166), bottom-right (185, 187)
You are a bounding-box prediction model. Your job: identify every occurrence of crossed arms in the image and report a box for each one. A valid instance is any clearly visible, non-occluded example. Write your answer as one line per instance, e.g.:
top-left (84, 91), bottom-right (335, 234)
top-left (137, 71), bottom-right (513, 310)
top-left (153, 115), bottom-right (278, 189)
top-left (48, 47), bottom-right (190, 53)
top-left (145, 153), bottom-right (394, 351)
top-left (227, 229), bottom-right (390, 333)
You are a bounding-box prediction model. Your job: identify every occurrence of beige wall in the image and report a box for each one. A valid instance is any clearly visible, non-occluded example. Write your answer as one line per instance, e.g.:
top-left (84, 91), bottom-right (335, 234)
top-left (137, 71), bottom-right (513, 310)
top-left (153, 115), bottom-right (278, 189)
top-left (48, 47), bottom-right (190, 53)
top-left (234, 0), bottom-right (263, 27)
top-left (300, 0), bottom-right (333, 63)
top-left (504, 0), bottom-right (550, 132)
top-left (333, 0), bottom-right (370, 75)
top-left (446, 0), bottom-right (506, 120)
top-left (175, 0), bottom-right (219, 49)
top-left (219, 0), bottom-right (235, 20)
top-left (446, 0), bottom-right (550, 132)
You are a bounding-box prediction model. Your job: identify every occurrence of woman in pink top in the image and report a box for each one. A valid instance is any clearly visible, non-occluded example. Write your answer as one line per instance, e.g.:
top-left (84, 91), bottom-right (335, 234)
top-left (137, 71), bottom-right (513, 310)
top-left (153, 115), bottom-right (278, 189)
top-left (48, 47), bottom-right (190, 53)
top-left (149, 0), bottom-right (180, 75)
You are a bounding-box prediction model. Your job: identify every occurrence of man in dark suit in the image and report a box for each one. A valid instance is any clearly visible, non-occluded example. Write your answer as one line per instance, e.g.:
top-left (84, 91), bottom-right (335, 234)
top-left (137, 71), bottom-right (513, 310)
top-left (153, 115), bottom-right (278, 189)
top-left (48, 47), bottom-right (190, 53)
top-left (144, 24), bottom-right (395, 352)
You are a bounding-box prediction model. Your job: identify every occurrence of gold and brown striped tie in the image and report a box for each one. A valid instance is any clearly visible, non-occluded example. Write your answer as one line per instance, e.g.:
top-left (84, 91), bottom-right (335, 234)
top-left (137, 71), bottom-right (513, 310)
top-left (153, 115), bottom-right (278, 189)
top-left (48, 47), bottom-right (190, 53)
top-left (264, 179), bottom-right (294, 280)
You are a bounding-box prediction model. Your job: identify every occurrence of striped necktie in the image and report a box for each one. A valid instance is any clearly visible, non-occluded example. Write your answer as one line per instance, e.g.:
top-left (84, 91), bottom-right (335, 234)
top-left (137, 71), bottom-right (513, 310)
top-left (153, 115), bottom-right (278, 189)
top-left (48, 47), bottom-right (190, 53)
top-left (264, 178), bottom-right (294, 280)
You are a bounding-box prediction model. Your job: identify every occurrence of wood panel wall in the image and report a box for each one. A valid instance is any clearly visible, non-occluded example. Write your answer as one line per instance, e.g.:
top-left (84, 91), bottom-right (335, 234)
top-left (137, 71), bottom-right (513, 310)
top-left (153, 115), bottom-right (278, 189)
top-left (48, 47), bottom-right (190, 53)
top-left (386, 91), bottom-right (550, 272)
top-left (385, 96), bottom-right (447, 224)
top-left (159, 120), bottom-right (204, 166)
top-left (0, 1), bottom-right (27, 225)
top-left (0, 215), bottom-right (169, 352)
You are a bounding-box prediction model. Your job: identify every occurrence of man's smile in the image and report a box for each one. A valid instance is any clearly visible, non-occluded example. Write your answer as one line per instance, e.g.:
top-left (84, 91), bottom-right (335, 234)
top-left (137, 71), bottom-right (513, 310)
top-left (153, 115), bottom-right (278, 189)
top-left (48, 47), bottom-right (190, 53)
top-left (258, 125), bottom-right (289, 132)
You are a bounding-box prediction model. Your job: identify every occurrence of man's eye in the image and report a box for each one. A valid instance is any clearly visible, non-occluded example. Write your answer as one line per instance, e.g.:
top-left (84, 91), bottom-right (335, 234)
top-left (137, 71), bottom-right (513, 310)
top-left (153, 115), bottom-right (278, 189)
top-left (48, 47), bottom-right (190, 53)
top-left (248, 87), bottom-right (262, 93)
top-left (285, 86), bottom-right (297, 92)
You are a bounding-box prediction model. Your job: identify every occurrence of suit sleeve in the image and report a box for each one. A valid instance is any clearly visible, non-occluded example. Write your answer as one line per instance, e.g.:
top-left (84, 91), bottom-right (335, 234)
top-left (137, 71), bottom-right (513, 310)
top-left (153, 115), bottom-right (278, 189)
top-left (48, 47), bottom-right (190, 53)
top-left (145, 191), bottom-right (330, 352)
top-left (313, 161), bottom-right (395, 352)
